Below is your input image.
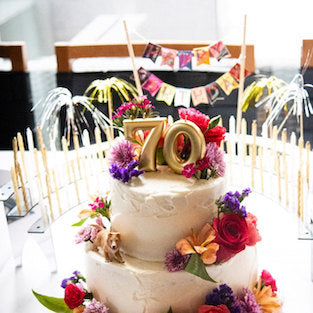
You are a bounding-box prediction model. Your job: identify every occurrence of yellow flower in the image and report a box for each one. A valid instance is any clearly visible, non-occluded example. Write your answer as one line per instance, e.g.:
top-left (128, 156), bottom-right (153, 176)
top-left (176, 223), bottom-right (219, 265)
top-left (253, 279), bottom-right (282, 313)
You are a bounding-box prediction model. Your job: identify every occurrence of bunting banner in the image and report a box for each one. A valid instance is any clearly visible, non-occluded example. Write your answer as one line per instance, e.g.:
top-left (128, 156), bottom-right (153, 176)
top-left (205, 82), bottom-right (220, 105)
top-left (142, 42), bottom-right (161, 63)
top-left (174, 88), bottom-right (191, 107)
top-left (160, 48), bottom-right (178, 69)
top-left (142, 74), bottom-right (163, 96)
top-left (193, 46), bottom-right (211, 66)
top-left (229, 63), bottom-right (251, 81)
top-left (137, 67), bottom-right (152, 84)
top-left (216, 72), bottom-right (239, 96)
top-left (178, 51), bottom-right (192, 70)
top-left (209, 41), bottom-right (231, 61)
top-left (130, 64), bottom-right (250, 107)
top-left (156, 83), bottom-right (176, 106)
top-left (190, 86), bottom-right (209, 106)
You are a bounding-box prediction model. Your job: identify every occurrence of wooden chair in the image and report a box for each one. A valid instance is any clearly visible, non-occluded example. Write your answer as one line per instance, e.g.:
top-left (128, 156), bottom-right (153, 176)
top-left (301, 39), bottom-right (313, 68)
top-left (55, 41), bottom-right (255, 73)
top-left (0, 41), bottom-right (27, 72)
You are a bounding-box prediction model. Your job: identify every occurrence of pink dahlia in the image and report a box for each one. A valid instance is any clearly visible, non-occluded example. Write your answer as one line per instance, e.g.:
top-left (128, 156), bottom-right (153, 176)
top-left (108, 139), bottom-right (135, 168)
top-left (178, 108), bottom-right (210, 133)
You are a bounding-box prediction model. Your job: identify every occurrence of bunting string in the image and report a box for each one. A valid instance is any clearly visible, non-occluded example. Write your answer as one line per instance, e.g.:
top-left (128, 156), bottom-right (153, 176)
top-left (131, 64), bottom-right (250, 107)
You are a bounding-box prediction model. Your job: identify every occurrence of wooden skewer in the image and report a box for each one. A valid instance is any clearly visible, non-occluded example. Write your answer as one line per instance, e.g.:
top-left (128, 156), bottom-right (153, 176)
top-left (61, 136), bottom-right (72, 183)
top-left (281, 129), bottom-right (289, 207)
top-left (236, 14), bottom-right (247, 136)
top-left (52, 169), bottom-right (62, 216)
top-left (45, 171), bottom-right (54, 221)
top-left (17, 132), bottom-right (28, 181)
top-left (123, 19), bottom-right (143, 96)
top-left (241, 118), bottom-right (247, 162)
top-left (306, 141), bottom-right (310, 188)
top-left (73, 133), bottom-right (82, 179)
top-left (71, 160), bottom-right (81, 204)
top-left (33, 148), bottom-right (43, 196)
top-left (36, 125), bottom-right (45, 152)
top-left (95, 126), bottom-right (104, 170)
top-left (259, 146), bottom-right (264, 193)
top-left (12, 137), bottom-right (18, 174)
top-left (277, 153), bottom-right (281, 202)
top-left (81, 156), bottom-right (90, 197)
top-left (298, 167), bottom-right (304, 221)
top-left (108, 96), bottom-right (114, 141)
top-left (250, 144), bottom-right (254, 188)
top-left (16, 162), bottom-right (30, 212)
top-left (10, 167), bottom-right (22, 215)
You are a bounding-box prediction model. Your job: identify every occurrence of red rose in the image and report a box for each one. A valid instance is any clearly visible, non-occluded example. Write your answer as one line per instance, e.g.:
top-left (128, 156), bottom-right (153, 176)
top-left (64, 284), bottom-right (86, 310)
top-left (198, 304), bottom-right (230, 313)
top-left (246, 213), bottom-right (261, 246)
top-left (204, 126), bottom-right (226, 146)
top-left (261, 270), bottom-right (277, 292)
top-left (213, 213), bottom-right (249, 262)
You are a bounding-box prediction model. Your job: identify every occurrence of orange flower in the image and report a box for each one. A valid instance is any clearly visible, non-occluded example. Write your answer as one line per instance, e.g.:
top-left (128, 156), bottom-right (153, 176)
top-left (78, 209), bottom-right (94, 219)
top-left (253, 279), bottom-right (282, 313)
top-left (73, 305), bottom-right (85, 313)
top-left (176, 223), bottom-right (219, 265)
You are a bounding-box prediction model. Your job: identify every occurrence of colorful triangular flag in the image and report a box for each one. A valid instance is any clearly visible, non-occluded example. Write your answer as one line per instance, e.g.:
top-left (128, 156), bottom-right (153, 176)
top-left (190, 86), bottom-right (209, 106)
top-left (216, 72), bottom-right (239, 96)
top-left (160, 48), bottom-right (178, 69)
top-left (193, 47), bottom-right (210, 66)
top-left (229, 63), bottom-right (251, 81)
top-left (209, 41), bottom-right (231, 61)
top-left (142, 43), bottom-right (161, 63)
top-left (142, 74), bottom-right (163, 96)
top-left (174, 88), bottom-right (191, 107)
top-left (205, 82), bottom-right (220, 105)
top-left (156, 83), bottom-right (176, 106)
top-left (178, 51), bottom-right (192, 70)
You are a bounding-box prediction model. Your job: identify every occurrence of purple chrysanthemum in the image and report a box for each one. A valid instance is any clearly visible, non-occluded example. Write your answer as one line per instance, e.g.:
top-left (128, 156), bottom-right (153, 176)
top-left (221, 191), bottom-right (248, 217)
top-left (205, 284), bottom-right (241, 313)
top-left (83, 298), bottom-right (109, 313)
top-left (165, 248), bottom-right (190, 272)
top-left (75, 226), bottom-right (100, 244)
top-left (61, 276), bottom-right (76, 288)
top-left (108, 139), bottom-right (135, 168)
top-left (236, 288), bottom-right (262, 313)
top-left (205, 142), bottom-right (226, 177)
top-left (109, 160), bottom-right (144, 183)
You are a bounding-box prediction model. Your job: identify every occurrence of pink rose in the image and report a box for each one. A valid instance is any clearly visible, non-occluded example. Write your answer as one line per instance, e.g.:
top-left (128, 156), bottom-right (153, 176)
top-left (246, 213), bottom-right (261, 246)
top-left (198, 304), bottom-right (230, 313)
top-left (261, 270), bottom-right (277, 292)
top-left (213, 213), bottom-right (249, 262)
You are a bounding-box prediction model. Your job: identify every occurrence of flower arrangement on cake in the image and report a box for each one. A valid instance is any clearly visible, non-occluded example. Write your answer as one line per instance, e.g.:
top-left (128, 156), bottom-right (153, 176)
top-left (165, 188), bottom-right (261, 281)
top-left (33, 269), bottom-right (281, 313)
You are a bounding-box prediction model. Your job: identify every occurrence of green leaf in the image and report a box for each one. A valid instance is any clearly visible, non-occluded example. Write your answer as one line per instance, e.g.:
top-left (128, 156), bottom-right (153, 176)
top-left (72, 217), bottom-right (88, 227)
top-left (32, 290), bottom-right (72, 313)
top-left (208, 115), bottom-right (221, 129)
top-left (167, 307), bottom-right (173, 313)
top-left (185, 254), bottom-right (217, 282)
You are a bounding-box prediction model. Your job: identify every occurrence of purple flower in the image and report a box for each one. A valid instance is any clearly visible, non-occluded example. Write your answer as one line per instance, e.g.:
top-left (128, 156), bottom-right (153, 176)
top-left (61, 276), bottom-right (75, 288)
top-left (242, 188), bottom-right (252, 196)
top-left (109, 160), bottom-right (144, 183)
top-left (205, 284), bottom-right (241, 313)
top-left (182, 163), bottom-right (196, 178)
top-left (83, 298), bottom-right (109, 313)
top-left (108, 139), bottom-right (135, 168)
top-left (220, 191), bottom-right (248, 217)
top-left (165, 248), bottom-right (190, 272)
top-left (236, 288), bottom-right (262, 313)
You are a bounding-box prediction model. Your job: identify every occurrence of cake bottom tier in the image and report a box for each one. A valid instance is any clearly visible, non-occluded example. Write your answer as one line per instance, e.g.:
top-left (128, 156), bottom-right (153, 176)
top-left (86, 246), bottom-right (258, 313)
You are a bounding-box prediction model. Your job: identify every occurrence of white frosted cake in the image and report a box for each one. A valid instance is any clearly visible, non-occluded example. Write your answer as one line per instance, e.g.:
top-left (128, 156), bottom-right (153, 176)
top-left (85, 169), bottom-right (258, 313)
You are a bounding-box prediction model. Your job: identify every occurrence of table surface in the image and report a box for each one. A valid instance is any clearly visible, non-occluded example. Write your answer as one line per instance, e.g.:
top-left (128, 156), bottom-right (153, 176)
top-left (0, 150), bottom-right (313, 312)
